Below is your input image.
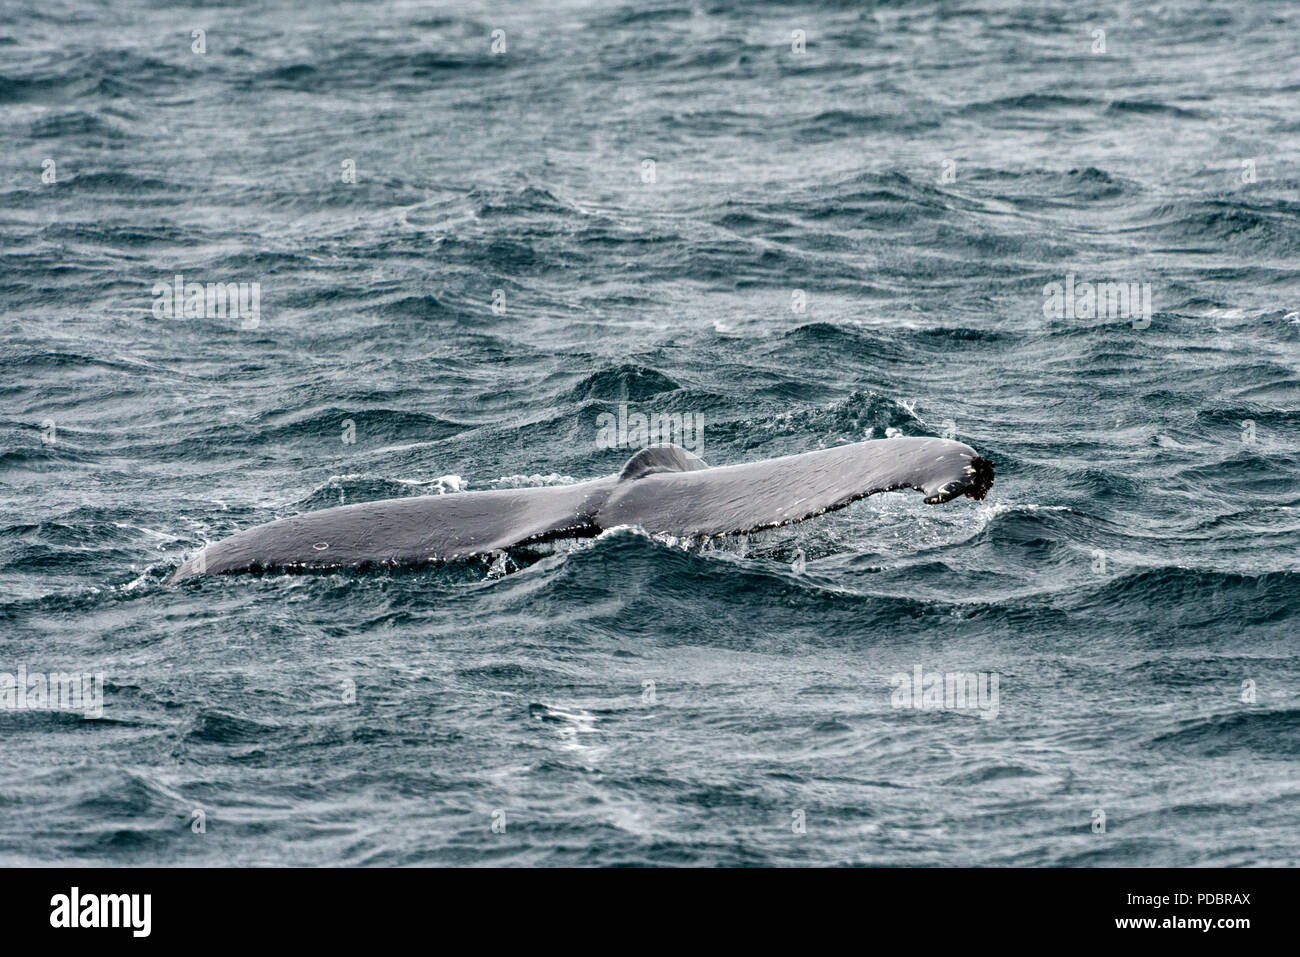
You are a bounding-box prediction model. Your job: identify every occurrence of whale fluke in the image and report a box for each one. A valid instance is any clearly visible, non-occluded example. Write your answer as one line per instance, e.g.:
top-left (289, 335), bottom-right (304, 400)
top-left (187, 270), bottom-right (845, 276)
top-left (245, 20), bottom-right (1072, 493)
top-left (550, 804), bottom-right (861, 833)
top-left (597, 437), bottom-right (993, 538)
top-left (169, 437), bottom-right (993, 582)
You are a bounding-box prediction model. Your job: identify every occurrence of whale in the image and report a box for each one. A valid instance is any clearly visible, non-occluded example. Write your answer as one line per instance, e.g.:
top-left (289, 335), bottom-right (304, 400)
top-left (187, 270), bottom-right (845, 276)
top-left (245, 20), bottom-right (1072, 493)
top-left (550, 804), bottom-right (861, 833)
top-left (168, 436), bottom-right (994, 582)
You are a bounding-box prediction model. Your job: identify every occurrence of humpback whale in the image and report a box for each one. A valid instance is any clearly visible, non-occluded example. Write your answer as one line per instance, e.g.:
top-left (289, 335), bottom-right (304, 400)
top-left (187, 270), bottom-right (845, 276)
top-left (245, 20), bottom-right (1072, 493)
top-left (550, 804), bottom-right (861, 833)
top-left (169, 437), bottom-right (994, 582)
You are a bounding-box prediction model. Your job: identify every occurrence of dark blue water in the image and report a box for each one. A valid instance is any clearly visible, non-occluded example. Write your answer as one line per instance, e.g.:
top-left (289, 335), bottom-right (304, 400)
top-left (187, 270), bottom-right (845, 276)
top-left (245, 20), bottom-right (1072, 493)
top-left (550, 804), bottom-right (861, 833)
top-left (3, 0), bottom-right (1299, 865)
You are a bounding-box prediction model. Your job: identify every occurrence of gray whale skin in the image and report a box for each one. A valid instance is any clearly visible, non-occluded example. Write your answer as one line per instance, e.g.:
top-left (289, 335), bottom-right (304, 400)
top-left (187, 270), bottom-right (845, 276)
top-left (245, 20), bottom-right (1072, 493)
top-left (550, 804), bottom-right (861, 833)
top-left (170, 437), bottom-right (994, 581)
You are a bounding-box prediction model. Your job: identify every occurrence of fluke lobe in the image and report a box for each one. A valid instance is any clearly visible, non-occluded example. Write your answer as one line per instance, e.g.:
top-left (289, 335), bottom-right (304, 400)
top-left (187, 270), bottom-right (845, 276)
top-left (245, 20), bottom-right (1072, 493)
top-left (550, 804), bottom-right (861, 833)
top-left (169, 437), bottom-right (995, 581)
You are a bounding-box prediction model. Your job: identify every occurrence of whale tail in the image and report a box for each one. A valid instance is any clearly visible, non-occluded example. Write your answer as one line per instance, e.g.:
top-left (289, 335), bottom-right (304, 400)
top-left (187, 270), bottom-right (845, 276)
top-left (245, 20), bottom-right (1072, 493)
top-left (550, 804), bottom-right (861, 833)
top-left (171, 437), bottom-right (994, 581)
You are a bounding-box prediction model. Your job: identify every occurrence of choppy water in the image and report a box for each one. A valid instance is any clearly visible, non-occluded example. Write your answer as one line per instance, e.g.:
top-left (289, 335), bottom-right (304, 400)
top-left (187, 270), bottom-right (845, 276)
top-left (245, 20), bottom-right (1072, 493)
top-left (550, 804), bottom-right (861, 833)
top-left (3, 0), bottom-right (1300, 866)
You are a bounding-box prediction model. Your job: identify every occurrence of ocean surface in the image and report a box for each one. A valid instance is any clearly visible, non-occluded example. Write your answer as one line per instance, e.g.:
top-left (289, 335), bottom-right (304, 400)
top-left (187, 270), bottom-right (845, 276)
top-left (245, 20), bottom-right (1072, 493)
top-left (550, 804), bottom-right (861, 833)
top-left (3, 0), bottom-right (1299, 866)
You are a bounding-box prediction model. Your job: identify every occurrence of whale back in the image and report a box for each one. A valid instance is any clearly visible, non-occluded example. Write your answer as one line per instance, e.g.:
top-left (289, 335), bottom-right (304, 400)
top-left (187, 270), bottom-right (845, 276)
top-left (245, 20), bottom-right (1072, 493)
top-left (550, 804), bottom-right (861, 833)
top-left (617, 445), bottom-right (709, 481)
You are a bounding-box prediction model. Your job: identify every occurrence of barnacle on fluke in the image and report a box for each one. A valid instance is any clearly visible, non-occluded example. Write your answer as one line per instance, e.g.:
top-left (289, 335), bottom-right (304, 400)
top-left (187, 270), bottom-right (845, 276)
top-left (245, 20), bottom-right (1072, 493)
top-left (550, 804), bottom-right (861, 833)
top-left (968, 456), bottom-right (996, 500)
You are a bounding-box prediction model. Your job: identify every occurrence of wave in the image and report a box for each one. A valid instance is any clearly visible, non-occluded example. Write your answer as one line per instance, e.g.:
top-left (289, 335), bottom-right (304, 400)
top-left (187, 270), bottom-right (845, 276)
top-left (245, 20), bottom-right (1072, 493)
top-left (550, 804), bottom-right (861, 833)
top-left (1150, 709), bottom-right (1300, 758)
top-left (568, 364), bottom-right (682, 401)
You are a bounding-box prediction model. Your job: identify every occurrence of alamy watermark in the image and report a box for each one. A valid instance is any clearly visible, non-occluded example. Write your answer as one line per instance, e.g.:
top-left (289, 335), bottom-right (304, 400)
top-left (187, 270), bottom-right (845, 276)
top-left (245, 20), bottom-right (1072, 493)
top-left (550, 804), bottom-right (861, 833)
top-left (890, 664), bottom-right (1000, 720)
top-left (50, 887), bottom-right (150, 937)
top-left (152, 274), bottom-right (260, 328)
top-left (1, 666), bottom-right (103, 719)
top-left (596, 403), bottom-right (704, 455)
top-left (1043, 273), bottom-right (1152, 328)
